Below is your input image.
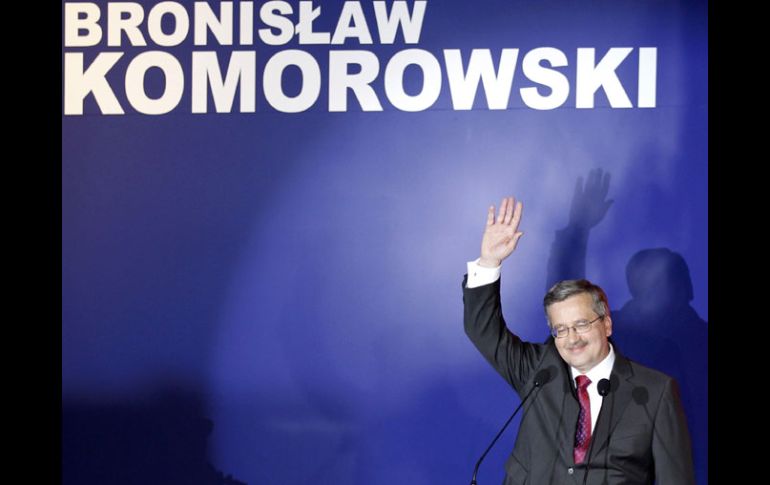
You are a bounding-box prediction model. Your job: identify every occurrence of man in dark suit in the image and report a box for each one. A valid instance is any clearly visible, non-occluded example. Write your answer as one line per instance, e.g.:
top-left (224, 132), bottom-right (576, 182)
top-left (463, 196), bottom-right (695, 485)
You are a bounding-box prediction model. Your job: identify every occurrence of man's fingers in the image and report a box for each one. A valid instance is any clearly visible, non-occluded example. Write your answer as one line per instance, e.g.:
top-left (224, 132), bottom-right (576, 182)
top-left (511, 200), bottom-right (523, 230)
top-left (491, 196), bottom-right (523, 227)
top-left (497, 197), bottom-right (508, 224)
top-left (503, 196), bottom-right (514, 224)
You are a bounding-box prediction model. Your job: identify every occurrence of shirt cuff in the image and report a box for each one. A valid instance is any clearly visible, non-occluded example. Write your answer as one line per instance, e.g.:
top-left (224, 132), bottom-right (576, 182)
top-left (466, 258), bottom-right (501, 288)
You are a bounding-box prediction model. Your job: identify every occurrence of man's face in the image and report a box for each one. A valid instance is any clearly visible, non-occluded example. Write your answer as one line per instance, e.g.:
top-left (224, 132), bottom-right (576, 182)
top-left (547, 293), bottom-right (612, 373)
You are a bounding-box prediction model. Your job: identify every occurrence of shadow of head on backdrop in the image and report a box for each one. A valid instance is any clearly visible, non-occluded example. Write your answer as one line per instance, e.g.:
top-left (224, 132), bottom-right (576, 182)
top-left (624, 248), bottom-right (694, 312)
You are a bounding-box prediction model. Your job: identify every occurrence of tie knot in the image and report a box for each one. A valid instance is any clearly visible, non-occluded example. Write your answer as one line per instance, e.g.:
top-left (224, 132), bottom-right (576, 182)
top-left (576, 375), bottom-right (591, 390)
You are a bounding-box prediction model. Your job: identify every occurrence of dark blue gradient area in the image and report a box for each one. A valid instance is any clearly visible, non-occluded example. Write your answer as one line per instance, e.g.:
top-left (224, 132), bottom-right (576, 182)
top-left (62, 1), bottom-right (708, 484)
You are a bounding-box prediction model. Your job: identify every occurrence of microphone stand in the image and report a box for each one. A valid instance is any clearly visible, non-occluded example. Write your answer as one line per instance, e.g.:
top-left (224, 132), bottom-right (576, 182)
top-left (469, 377), bottom-right (545, 485)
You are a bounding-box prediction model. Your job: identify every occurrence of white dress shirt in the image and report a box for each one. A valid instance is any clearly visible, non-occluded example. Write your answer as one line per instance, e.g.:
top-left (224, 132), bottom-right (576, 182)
top-left (466, 258), bottom-right (501, 288)
top-left (571, 344), bottom-right (615, 433)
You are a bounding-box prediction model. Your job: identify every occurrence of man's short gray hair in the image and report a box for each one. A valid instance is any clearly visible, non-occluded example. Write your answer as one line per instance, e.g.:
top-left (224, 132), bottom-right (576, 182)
top-left (543, 279), bottom-right (610, 325)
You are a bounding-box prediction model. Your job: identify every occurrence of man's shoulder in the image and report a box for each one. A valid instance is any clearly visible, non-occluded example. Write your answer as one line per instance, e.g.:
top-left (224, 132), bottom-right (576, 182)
top-left (621, 355), bottom-right (678, 392)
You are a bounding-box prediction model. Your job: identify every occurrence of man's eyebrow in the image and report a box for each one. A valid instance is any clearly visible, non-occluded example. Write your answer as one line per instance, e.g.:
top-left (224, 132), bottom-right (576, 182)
top-left (551, 318), bottom-right (590, 327)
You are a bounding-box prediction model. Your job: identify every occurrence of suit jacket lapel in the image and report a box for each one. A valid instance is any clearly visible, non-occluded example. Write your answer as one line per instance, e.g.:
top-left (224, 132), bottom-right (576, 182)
top-left (589, 352), bottom-right (635, 459)
top-left (556, 356), bottom-right (581, 468)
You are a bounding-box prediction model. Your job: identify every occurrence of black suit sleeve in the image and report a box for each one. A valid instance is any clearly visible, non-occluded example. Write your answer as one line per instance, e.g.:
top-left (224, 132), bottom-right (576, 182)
top-left (462, 275), bottom-right (546, 394)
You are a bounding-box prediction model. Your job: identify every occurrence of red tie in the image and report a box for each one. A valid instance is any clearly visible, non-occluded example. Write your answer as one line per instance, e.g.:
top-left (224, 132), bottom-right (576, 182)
top-left (574, 375), bottom-right (592, 464)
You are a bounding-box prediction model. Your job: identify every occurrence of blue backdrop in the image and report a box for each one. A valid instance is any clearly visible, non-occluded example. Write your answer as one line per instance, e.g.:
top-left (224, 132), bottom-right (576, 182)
top-left (62, 1), bottom-right (708, 484)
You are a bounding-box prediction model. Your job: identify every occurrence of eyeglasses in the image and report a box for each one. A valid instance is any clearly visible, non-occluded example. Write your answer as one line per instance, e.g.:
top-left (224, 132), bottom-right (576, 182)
top-left (550, 315), bottom-right (603, 339)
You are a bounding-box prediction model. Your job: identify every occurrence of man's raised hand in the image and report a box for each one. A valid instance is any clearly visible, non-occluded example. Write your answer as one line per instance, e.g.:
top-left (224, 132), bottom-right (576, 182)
top-left (479, 196), bottom-right (524, 268)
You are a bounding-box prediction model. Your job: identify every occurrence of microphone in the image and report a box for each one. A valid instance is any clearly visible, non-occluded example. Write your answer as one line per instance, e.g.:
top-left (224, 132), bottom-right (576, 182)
top-left (581, 378), bottom-right (611, 485)
top-left (597, 378), bottom-right (611, 397)
top-left (469, 368), bottom-right (552, 485)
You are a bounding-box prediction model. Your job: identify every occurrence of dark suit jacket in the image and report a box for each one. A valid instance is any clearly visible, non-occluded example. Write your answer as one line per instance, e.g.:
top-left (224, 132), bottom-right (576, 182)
top-left (463, 276), bottom-right (695, 485)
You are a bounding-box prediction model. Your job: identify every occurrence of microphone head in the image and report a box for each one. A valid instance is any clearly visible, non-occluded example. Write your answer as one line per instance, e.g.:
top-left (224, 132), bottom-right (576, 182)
top-left (597, 378), bottom-right (611, 396)
top-left (534, 367), bottom-right (554, 387)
